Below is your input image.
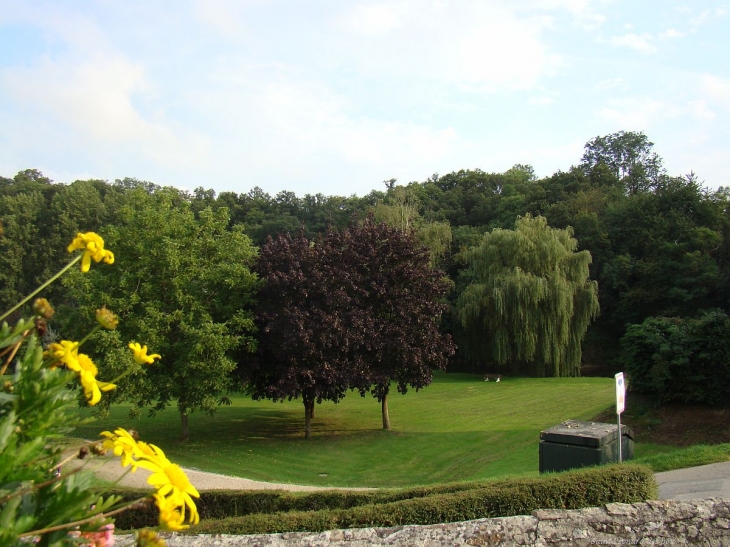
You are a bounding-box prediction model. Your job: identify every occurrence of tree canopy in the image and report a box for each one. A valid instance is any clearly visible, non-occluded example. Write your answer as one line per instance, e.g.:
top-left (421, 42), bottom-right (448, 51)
top-left (2, 128), bottom-right (728, 407)
top-left (62, 187), bottom-right (259, 440)
top-left (455, 215), bottom-right (599, 377)
top-left (246, 216), bottom-right (454, 437)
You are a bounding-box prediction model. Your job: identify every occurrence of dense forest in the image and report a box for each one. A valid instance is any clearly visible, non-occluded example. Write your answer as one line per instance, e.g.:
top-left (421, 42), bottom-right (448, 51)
top-left (2, 131), bottom-right (728, 382)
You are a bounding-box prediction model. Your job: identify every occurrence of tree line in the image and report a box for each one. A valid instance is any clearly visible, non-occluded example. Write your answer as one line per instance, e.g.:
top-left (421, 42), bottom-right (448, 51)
top-left (2, 130), bottom-right (729, 436)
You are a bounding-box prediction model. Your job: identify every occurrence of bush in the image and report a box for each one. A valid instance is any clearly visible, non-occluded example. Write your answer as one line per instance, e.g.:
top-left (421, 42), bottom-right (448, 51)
top-left (111, 463), bottom-right (656, 534)
top-left (621, 310), bottom-right (730, 404)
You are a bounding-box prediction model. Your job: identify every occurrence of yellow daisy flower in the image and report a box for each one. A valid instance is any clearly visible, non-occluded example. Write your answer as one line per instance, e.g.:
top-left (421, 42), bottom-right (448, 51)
top-left (128, 342), bottom-right (161, 365)
top-left (153, 492), bottom-right (189, 531)
top-left (67, 232), bottom-right (115, 272)
top-left (48, 340), bottom-right (80, 369)
top-left (100, 428), bottom-right (143, 470)
top-left (136, 444), bottom-right (200, 525)
top-left (73, 353), bottom-right (114, 405)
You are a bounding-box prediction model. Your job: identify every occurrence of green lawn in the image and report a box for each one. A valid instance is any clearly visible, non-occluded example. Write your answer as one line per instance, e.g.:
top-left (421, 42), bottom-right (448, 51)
top-left (72, 372), bottom-right (617, 488)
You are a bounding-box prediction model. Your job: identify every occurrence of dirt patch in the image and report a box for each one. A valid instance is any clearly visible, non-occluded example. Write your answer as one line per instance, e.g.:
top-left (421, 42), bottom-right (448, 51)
top-left (591, 395), bottom-right (730, 446)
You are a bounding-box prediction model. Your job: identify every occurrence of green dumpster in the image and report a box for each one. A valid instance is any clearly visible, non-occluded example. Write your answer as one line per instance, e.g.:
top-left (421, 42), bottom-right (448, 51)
top-left (539, 420), bottom-right (634, 473)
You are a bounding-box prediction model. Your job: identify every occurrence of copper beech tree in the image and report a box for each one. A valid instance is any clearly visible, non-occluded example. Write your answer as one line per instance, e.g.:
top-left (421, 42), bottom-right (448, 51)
top-left (247, 216), bottom-right (455, 438)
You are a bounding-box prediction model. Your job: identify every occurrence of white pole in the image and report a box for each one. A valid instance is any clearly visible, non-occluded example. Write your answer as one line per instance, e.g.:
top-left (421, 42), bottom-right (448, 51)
top-left (617, 414), bottom-right (622, 463)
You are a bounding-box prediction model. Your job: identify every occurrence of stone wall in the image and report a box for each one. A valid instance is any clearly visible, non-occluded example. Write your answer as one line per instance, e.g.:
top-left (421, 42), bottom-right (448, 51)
top-left (116, 498), bottom-right (730, 546)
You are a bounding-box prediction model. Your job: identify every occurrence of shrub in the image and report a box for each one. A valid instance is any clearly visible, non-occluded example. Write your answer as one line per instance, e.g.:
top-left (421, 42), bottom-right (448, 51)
top-left (621, 310), bottom-right (730, 404)
top-left (111, 463), bottom-right (656, 534)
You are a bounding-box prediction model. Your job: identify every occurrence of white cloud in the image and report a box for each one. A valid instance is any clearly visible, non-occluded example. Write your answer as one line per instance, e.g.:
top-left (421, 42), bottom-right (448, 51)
top-left (609, 33), bottom-right (656, 53)
top-left (193, 0), bottom-right (252, 39)
top-left (689, 10), bottom-right (712, 28)
top-left (594, 78), bottom-right (627, 91)
top-left (659, 28), bottom-right (684, 39)
top-left (339, 3), bottom-right (403, 35)
top-left (701, 74), bottom-right (730, 111)
top-left (597, 97), bottom-right (675, 128)
top-left (687, 100), bottom-right (716, 122)
top-left (526, 139), bottom-right (585, 174)
top-left (521, 0), bottom-right (606, 29)
top-left (333, 1), bottom-right (560, 90)
top-left (1, 55), bottom-right (209, 170)
top-left (528, 96), bottom-right (555, 106)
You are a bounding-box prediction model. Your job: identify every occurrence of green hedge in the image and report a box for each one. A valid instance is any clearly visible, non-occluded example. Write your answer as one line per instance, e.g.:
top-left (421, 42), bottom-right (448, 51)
top-left (107, 463), bottom-right (656, 533)
top-left (106, 480), bottom-right (495, 529)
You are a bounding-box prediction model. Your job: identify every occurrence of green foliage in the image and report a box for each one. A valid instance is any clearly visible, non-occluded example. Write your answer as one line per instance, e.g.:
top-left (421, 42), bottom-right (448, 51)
top-left (109, 464), bottom-right (655, 534)
top-left (620, 310), bottom-right (730, 404)
top-left (580, 131), bottom-right (665, 194)
top-left (373, 185), bottom-right (453, 268)
top-left (456, 215), bottom-right (599, 376)
top-left (61, 188), bottom-right (260, 438)
top-left (4, 129), bottom-right (729, 377)
top-left (1, 229), bottom-right (208, 544)
top-left (0, 321), bottom-right (122, 545)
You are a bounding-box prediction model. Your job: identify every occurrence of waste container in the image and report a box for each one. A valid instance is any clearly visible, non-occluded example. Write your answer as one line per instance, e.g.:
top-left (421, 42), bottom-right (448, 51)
top-left (539, 420), bottom-right (634, 473)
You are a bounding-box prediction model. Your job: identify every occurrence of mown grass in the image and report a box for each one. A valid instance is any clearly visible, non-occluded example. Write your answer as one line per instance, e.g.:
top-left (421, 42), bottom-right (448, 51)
top-left (634, 442), bottom-right (730, 473)
top-left (73, 372), bottom-right (616, 487)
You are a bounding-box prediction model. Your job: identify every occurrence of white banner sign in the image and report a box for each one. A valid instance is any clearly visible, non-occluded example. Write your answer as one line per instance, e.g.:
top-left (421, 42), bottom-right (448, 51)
top-left (615, 372), bottom-right (626, 415)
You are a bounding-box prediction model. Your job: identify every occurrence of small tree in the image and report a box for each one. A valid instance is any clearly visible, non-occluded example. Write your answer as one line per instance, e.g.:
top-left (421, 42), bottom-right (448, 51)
top-left (248, 217), bottom-right (455, 436)
top-left (249, 231), bottom-right (357, 438)
top-left (343, 217), bottom-right (455, 429)
top-left (455, 215), bottom-right (599, 377)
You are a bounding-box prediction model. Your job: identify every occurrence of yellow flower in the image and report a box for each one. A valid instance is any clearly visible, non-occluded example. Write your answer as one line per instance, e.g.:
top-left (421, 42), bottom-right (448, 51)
top-left (73, 353), bottom-right (115, 405)
top-left (153, 492), bottom-right (189, 531)
top-left (136, 444), bottom-right (200, 525)
top-left (48, 340), bottom-right (80, 369)
top-left (101, 428), bottom-right (143, 470)
top-left (79, 372), bottom-right (116, 406)
top-left (128, 342), bottom-right (161, 365)
top-left (67, 232), bottom-right (115, 272)
top-left (135, 528), bottom-right (167, 547)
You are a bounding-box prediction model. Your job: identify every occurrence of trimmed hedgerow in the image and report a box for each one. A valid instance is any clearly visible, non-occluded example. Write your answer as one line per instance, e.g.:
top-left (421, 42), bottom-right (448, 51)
top-left (108, 463), bottom-right (655, 533)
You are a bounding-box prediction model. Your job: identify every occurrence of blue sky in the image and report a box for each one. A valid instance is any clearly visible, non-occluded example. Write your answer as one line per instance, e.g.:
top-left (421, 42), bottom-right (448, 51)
top-left (1, 1), bottom-right (728, 197)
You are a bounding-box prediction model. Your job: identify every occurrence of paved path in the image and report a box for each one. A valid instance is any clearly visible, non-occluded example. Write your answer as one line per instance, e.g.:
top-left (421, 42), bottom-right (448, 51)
top-left (73, 452), bottom-right (373, 492)
top-left (655, 460), bottom-right (730, 500)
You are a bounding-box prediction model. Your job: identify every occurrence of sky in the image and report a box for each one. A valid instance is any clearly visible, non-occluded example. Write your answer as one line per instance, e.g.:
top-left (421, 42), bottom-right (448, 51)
top-left (0, 1), bottom-right (728, 198)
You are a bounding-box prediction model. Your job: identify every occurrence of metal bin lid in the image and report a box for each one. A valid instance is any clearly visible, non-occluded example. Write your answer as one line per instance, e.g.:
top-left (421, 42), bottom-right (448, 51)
top-left (540, 420), bottom-right (634, 448)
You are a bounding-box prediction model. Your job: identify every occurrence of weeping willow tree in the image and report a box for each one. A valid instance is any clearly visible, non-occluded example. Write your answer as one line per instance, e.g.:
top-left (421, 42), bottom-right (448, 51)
top-left (455, 215), bottom-right (599, 377)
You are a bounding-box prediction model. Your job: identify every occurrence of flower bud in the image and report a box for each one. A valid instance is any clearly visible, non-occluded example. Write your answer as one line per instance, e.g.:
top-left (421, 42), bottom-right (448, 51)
top-left (96, 306), bottom-right (119, 330)
top-left (90, 442), bottom-right (107, 456)
top-left (32, 298), bottom-right (54, 319)
top-left (34, 317), bottom-right (47, 337)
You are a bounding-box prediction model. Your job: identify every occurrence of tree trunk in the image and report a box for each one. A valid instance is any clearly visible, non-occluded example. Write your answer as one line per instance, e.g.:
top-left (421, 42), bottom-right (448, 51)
top-left (304, 397), bottom-right (314, 439)
top-left (180, 410), bottom-right (189, 441)
top-left (382, 388), bottom-right (391, 430)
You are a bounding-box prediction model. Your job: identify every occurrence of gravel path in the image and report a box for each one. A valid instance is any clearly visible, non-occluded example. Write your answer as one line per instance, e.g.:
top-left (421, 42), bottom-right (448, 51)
top-left (69, 452), bottom-right (372, 492)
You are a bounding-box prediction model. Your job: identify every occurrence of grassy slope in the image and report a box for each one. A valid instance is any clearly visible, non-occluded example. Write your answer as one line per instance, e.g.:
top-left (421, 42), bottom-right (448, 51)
top-left (73, 372), bottom-right (615, 488)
